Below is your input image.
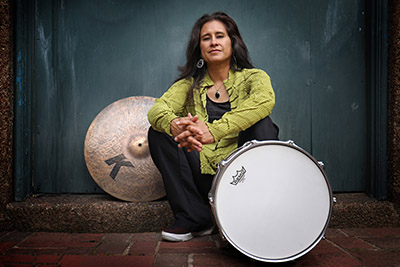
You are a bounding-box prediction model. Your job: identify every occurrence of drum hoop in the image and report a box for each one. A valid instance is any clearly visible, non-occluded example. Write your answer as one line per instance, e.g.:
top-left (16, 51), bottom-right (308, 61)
top-left (208, 140), bottom-right (333, 263)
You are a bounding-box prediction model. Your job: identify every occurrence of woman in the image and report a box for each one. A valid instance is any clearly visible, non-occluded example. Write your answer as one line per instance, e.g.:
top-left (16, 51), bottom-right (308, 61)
top-left (147, 12), bottom-right (278, 242)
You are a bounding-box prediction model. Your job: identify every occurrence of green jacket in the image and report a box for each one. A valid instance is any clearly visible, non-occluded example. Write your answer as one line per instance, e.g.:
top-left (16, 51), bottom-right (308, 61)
top-left (148, 68), bottom-right (275, 174)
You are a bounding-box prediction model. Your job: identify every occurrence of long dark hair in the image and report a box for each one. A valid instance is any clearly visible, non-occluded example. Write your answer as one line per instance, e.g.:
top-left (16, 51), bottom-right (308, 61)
top-left (176, 12), bottom-right (254, 103)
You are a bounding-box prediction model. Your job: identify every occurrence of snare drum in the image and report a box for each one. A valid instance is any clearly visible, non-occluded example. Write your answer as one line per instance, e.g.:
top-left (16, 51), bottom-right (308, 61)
top-left (208, 140), bottom-right (333, 263)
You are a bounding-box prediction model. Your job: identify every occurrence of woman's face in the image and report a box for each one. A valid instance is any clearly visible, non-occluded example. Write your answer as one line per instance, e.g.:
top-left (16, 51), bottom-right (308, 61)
top-left (199, 20), bottom-right (232, 66)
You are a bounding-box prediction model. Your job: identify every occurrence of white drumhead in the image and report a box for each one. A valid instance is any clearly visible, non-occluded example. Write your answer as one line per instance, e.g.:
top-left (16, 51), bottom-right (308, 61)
top-left (211, 141), bottom-right (332, 262)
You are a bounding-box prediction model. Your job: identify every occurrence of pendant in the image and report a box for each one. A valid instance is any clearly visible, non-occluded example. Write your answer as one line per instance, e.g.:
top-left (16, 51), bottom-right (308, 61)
top-left (215, 91), bottom-right (220, 99)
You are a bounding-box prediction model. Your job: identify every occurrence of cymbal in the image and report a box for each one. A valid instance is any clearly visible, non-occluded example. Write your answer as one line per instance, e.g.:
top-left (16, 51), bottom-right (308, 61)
top-left (84, 96), bottom-right (165, 202)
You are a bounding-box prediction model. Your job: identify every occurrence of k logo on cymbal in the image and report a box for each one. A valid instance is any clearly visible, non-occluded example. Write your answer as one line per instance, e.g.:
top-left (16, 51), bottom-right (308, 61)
top-left (105, 154), bottom-right (134, 179)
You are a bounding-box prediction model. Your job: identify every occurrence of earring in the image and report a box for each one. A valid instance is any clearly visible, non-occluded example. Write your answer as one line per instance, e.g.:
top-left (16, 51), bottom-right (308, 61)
top-left (196, 58), bottom-right (204, 69)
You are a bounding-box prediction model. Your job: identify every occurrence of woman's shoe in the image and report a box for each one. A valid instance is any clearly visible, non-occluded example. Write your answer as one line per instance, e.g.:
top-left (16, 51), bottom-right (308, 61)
top-left (192, 226), bottom-right (215, 237)
top-left (161, 225), bottom-right (215, 242)
top-left (161, 226), bottom-right (193, 242)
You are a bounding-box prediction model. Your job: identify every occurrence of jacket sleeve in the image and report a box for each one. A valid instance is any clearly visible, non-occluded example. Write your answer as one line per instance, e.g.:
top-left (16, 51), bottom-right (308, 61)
top-left (207, 70), bottom-right (275, 142)
top-left (147, 79), bottom-right (191, 136)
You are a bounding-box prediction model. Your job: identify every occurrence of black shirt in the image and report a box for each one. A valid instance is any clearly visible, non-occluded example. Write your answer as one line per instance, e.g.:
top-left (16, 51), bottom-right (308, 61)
top-left (206, 95), bottom-right (231, 123)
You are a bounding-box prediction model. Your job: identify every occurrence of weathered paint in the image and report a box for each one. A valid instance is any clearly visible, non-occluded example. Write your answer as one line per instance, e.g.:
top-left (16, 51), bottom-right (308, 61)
top-left (30, 0), bottom-right (368, 194)
top-left (14, 0), bottom-right (35, 201)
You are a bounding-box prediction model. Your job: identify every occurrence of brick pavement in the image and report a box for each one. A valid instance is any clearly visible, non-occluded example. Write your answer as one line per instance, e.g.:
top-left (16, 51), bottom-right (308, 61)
top-left (0, 228), bottom-right (399, 266)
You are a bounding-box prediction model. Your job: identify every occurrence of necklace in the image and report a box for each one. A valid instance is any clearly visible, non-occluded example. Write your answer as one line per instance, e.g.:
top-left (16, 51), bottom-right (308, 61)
top-left (214, 83), bottom-right (224, 99)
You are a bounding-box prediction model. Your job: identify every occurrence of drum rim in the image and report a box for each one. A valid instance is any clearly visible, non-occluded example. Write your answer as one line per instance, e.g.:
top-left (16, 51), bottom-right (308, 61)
top-left (208, 140), bottom-right (333, 263)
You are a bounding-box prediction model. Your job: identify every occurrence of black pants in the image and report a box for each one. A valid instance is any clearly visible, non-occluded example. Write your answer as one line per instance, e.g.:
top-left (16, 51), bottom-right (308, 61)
top-left (148, 116), bottom-right (279, 232)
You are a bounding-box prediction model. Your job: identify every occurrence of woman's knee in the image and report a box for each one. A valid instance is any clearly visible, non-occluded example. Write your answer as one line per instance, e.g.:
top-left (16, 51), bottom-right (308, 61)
top-left (237, 116), bottom-right (279, 147)
top-left (148, 127), bottom-right (177, 152)
top-left (147, 127), bottom-right (158, 148)
top-left (148, 127), bottom-right (168, 150)
top-left (147, 127), bottom-right (158, 143)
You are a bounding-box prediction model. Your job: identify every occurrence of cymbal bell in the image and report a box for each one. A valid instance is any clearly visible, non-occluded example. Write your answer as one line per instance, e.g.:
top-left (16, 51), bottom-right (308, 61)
top-left (84, 96), bottom-right (165, 202)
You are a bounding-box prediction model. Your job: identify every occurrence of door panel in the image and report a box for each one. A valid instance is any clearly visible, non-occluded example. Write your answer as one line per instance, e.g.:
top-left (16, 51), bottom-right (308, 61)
top-left (310, 0), bottom-right (366, 191)
top-left (33, 0), bottom-right (366, 193)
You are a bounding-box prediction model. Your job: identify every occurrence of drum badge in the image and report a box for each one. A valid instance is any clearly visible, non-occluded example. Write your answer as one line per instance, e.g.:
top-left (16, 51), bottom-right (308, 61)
top-left (230, 166), bottom-right (246, 186)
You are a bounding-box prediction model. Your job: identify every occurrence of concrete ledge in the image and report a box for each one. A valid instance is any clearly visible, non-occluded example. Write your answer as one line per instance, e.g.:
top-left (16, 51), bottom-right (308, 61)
top-left (3, 193), bottom-right (400, 233)
top-left (4, 194), bottom-right (174, 233)
top-left (329, 193), bottom-right (400, 228)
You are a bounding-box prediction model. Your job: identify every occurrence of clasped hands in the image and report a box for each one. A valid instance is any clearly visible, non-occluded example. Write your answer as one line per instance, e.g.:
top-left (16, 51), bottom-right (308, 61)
top-left (171, 113), bottom-right (215, 152)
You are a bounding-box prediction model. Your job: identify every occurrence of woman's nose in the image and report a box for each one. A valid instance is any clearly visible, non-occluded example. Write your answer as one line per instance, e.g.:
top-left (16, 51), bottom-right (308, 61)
top-left (210, 36), bottom-right (218, 46)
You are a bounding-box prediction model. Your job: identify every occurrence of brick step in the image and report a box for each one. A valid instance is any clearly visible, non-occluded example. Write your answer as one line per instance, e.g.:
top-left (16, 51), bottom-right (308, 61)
top-left (3, 193), bottom-right (400, 233)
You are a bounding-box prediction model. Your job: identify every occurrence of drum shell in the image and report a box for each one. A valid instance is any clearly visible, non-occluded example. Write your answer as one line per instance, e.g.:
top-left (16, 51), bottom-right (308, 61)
top-left (208, 140), bottom-right (333, 263)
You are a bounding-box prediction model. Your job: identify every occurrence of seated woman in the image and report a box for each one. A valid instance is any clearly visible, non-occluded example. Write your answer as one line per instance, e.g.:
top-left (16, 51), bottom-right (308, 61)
top-left (147, 12), bottom-right (279, 242)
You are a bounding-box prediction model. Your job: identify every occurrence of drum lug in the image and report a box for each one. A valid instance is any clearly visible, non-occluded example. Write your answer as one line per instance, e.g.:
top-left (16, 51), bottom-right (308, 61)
top-left (318, 161), bottom-right (325, 169)
top-left (219, 229), bottom-right (227, 241)
top-left (333, 196), bottom-right (337, 204)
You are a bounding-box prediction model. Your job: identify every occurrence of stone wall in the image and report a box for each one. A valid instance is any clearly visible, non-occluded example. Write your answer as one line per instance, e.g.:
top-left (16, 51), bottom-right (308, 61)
top-left (388, 0), bottom-right (400, 206)
top-left (0, 0), bottom-right (14, 229)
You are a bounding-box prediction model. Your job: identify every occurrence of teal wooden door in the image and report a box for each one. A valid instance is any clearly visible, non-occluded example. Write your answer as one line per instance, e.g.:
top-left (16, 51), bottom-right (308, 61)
top-left (33, 0), bottom-right (366, 193)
